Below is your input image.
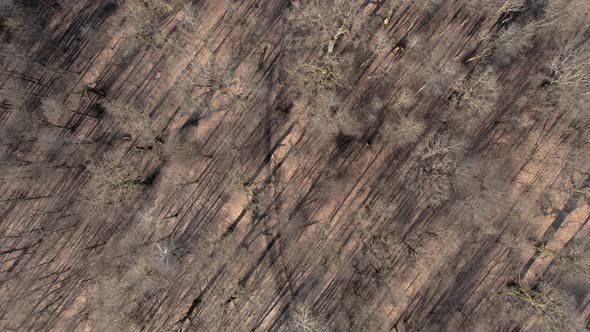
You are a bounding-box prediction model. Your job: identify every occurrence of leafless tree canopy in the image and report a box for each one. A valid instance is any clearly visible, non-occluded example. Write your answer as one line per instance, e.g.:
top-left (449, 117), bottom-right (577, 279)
top-left (0, 0), bottom-right (588, 331)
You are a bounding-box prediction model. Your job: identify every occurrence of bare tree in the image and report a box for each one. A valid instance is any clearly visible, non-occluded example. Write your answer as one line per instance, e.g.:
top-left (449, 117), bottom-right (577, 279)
top-left (383, 0), bottom-right (412, 25)
top-left (549, 45), bottom-right (590, 90)
top-left (450, 69), bottom-right (498, 123)
top-left (360, 31), bottom-right (389, 68)
top-left (544, 41), bottom-right (590, 121)
top-left (504, 278), bottom-right (580, 331)
top-left (409, 135), bottom-right (465, 207)
top-left (422, 136), bottom-right (463, 159)
top-left (290, 303), bottom-right (324, 332)
top-left (93, 227), bottom-right (180, 330)
top-left (193, 56), bottom-right (234, 94)
top-left (123, 0), bottom-right (181, 46)
top-left (179, 2), bottom-right (202, 31)
top-left (175, 54), bottom-right (262, 114)
top-left (466, 25), bottom-right (532, 65)
top-left (543, 0), bottom-right (590, 37)
top-left (138, 209), bottom-right (167, 235)
top-left (155, 239), bottom-right (179, 267)
top-left (86, 151), bottom-right (143, 206)
top-left (534, 238), bottom-right (590, 272)
top-left (417, 65), bottom-right (457, 98)
top-left (307, 91), bottom-right (368, 138)
top-left (288, 55), bottom-right (352, 97)
top-left (287, 0), bottom-right (357, 56)
top-left (380, 116), bottom-right (426, 146)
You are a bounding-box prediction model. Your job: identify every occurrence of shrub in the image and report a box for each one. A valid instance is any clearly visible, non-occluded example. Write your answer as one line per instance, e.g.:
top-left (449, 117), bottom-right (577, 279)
top-left (165, 134), bottom-right (210, 164)
top-left (89, 103), bottom-right (106, 118)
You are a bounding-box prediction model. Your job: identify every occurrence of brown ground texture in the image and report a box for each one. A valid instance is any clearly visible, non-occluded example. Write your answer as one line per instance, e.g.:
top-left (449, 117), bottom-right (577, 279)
top-left (0, 0), bottom-right (589, 331)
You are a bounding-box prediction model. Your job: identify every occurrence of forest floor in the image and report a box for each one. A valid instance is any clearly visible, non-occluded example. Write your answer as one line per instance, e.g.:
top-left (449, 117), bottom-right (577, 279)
top-left (0, 0), bottom-right (589, 331)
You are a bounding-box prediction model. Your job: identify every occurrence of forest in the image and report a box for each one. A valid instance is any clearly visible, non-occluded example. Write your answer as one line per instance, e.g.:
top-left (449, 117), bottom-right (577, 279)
top-left (0, 0), bottom-right (589, 331)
